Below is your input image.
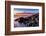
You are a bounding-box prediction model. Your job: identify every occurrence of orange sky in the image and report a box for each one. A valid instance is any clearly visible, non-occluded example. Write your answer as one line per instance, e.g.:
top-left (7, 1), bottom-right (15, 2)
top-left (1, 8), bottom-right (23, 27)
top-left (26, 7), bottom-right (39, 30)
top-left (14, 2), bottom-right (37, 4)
top-left (15, 13), bottom-right (33, 16)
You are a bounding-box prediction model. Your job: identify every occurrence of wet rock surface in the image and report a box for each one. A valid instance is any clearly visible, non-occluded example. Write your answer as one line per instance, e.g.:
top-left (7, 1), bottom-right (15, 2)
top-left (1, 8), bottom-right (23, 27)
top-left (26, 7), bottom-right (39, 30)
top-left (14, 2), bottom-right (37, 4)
top-left (14, 13), bottom-right (39, 27)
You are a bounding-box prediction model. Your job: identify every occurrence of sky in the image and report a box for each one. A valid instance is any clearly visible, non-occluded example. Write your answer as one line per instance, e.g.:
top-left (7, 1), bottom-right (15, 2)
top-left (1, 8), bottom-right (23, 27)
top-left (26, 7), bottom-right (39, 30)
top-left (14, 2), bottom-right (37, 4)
top-left (14, 8), bottom-right (39, 14)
